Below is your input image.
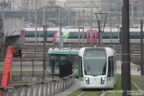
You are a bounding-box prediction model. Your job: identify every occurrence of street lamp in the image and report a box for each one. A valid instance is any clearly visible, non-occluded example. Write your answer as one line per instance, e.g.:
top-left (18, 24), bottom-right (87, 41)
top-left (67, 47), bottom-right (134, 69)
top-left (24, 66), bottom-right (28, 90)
top-left (94, 13), bottom-right (107, 46)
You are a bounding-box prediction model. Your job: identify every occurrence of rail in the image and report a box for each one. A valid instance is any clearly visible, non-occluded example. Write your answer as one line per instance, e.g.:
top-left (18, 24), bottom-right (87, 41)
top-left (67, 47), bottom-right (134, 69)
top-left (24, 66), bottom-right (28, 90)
top-left (0, 74), bottom-right (75, 96)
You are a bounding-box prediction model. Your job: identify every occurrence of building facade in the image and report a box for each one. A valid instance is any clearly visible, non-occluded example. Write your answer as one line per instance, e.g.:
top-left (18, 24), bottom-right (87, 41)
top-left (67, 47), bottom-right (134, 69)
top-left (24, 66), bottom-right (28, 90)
top-left (66, 0), bottom-right (100, 12)
top-left (0, 0), bottom-right (56, 11)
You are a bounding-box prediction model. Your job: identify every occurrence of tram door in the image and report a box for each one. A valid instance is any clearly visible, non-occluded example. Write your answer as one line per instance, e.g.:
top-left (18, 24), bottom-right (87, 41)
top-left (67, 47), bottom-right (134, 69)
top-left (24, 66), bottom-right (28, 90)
top-left (59, 55), bottom-right (72, 77)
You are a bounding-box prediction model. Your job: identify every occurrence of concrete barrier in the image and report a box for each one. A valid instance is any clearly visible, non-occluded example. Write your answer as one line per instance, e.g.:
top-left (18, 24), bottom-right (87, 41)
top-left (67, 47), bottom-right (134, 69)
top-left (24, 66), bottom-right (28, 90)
top-left (0, 75), bottom-right (75, 96)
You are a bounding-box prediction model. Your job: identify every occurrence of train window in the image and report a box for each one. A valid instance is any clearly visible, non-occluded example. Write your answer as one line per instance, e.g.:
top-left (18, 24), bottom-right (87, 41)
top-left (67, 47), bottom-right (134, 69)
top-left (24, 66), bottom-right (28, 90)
top-left (79, 32), bottom-right (86, 39)
top-left (68, 32), bottom-right (79, 39)
top-left (130, 32), bottom-right (140, 39)
top-left (25, 31), bottom-right (35, 37)
top-left (93, 32), bottom-right (96, 39)
top-left (78, 32), bottom-right (82, 39)
top-left (36, 31), bottom-right (43, 37)
top-left (88, 32), bottom-right (91, 39)
top-left (39, 32), bottom-right (43, 37)
top-left (103, 32), bottom-right (110, 39)
top-left (47, 31), bottom-right (56, 37)
top-left (108, 56), bottom-right (114, 77)
top-left (112, 32), bottom-right (118, 39)
top-left (84, 32), bottom-right (87, 39)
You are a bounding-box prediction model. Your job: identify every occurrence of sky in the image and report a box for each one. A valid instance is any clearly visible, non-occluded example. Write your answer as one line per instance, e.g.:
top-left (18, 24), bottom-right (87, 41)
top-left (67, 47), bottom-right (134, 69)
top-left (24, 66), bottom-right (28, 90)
top-left (56, 0), bottom-right (66, 1)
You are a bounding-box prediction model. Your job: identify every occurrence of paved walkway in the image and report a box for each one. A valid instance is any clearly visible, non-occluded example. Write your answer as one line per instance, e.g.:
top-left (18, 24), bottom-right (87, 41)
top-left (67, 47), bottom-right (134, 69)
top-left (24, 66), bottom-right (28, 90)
top-left (116, 60), bottom-right (141, 76)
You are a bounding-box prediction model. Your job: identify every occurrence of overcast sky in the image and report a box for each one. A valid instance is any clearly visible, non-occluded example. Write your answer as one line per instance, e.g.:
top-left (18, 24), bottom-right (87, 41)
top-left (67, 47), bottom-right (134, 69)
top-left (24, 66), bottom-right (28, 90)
top-left (56, 0), bottom-right (66, 1)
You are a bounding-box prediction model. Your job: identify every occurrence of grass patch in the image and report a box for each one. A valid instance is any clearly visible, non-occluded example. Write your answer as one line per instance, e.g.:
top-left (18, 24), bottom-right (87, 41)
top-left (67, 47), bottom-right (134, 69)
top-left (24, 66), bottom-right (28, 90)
top-left (105, 74), bottom-right (138, 96)
top-left (68, 75), bottom-right (141, 96)
top-left (67, 88), bottom-right (101, 96)
top-left (106, 74), bottom-right (122, 96)
top-left (82, 91), bottom-right (101, 96)
top-left (67, 89), bottom-right (83, 96)
top-left (115, 74), bottom-right (121, 90)
top-left (106, 91), bottom-right (122, 96)
top-left (132, 75), bottom-right (144, 90)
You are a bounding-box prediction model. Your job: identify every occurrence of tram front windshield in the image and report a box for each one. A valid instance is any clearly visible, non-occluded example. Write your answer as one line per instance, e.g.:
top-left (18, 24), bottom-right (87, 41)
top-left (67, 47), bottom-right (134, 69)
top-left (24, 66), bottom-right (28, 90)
top-left (84, 49), bottom-right (106, 76)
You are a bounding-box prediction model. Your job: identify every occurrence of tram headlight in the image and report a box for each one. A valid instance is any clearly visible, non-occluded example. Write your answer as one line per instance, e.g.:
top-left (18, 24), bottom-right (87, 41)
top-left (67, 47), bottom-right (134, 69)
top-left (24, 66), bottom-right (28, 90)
top-left (85, 77), bottom-right (90, 84)
top-left (101, 77), bottom-right (106, 81)
top-left (101, 77), bottom-right (106, 84)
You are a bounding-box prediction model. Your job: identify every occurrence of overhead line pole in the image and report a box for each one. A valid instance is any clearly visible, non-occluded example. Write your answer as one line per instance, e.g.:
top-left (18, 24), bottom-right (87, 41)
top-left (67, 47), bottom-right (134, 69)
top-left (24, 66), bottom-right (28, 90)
top-left (43, 0), bottom-right (46, 25)
top-left (82, 9), bottom-right (85, 46)
top-left (90, 0), bottom-right (93, 45)
top-left (78, 11), bottom-right (80, 45)
top-left (122, 0), bottom-right (131, 96)
top-left (43, 25), bottom-right (47, 80)
top-left (59, 9), bottom-right (63, 49)
top-left (140, 21), bottom-right (144, 75)
top-left (140, 0), bottom-right (144, 76)
top-left (97, 20), bottom-right (101, 46)
top-left (35, 0), bottom-right (38, 44)
top-left (2, 0), bottom-right (5, 43)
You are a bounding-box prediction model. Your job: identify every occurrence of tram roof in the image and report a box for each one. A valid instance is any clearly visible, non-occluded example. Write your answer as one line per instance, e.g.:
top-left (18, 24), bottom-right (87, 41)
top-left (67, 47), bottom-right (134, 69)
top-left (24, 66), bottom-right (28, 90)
top-left (48, 48), bottom-right (79, 55)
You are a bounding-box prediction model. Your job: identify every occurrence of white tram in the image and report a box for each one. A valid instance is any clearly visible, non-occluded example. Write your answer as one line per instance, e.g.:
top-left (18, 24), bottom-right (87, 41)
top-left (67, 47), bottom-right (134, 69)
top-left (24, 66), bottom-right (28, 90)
top-left (78, 47), bottom-right (116, 89)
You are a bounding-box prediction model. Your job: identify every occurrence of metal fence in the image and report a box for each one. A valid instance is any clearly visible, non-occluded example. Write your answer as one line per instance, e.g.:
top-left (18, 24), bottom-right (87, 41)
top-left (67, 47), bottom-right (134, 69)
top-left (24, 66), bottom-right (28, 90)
top-left (0, 58), bottom-right (50, 83)
top-left (0, 56), bottom-right (76, 96)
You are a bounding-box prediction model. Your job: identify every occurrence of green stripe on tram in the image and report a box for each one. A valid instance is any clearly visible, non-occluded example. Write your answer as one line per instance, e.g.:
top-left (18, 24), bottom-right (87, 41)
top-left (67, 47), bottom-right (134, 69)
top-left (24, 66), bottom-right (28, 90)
top-left (79, 77), bottom-right (84, 81)
top-left (64, 32), bottom-right (70, 39)
top-left (51, 52), bottom-right (78, 55)
top-left (107, 77), bottom-right (114, 81)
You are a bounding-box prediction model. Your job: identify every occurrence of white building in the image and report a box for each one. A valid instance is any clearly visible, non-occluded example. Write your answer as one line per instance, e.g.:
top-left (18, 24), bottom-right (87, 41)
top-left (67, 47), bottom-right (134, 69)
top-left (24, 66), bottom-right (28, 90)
top-left (20, 0), bottom-right (56, 11)
top-left (0, 0), bottom-right (20, 11)
top-left (0, 0), bottom-right (56, 11)
top-left (66, 0), bottom-right (100, 12)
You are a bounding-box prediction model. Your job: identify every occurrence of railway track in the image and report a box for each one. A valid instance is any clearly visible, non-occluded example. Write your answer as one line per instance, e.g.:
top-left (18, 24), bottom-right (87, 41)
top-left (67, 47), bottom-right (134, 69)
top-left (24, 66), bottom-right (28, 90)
top-left (75, 90), bottom-right (107, 96)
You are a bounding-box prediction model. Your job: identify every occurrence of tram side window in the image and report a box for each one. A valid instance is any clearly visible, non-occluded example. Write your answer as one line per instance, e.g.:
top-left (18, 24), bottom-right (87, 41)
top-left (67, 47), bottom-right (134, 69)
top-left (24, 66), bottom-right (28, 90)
top-left (79, 57), bottom-right (83, 77)
top-left (108, 56), bottom-right (114, 77)
top-left (70, 55), bottom-right (78, 67)
top-left (49, 55), bottom-right (57, 73)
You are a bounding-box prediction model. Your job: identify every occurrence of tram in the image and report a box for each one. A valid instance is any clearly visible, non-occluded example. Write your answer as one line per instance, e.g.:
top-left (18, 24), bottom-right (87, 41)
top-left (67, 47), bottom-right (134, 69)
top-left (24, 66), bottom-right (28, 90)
top-left (48, 48), bottom-right (80, 75)
top-left (78, 47), bottom-right (116, 88)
